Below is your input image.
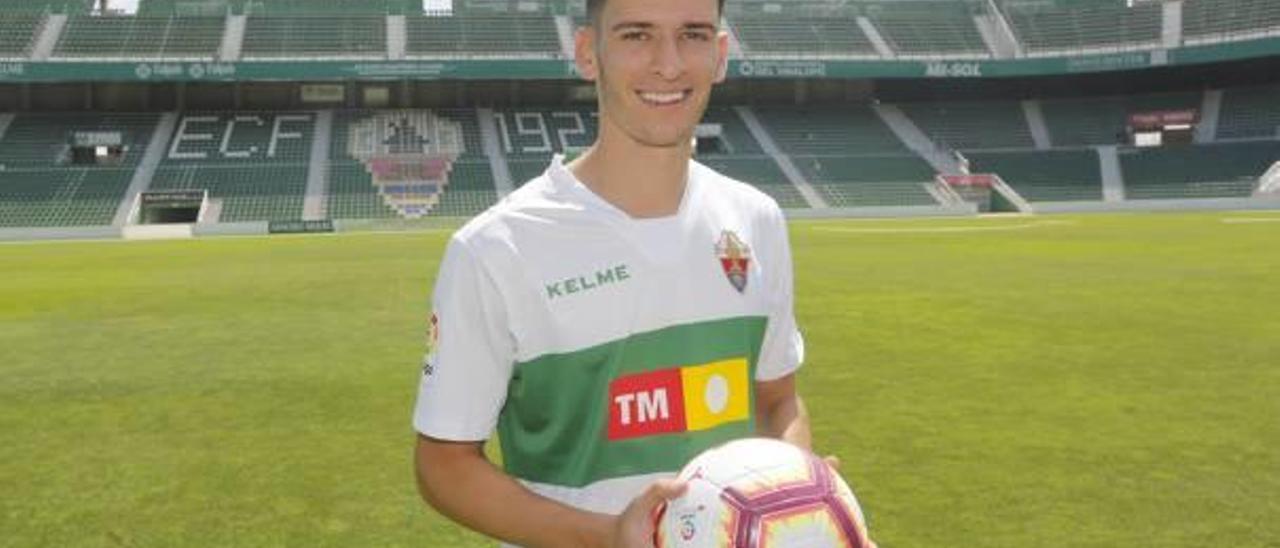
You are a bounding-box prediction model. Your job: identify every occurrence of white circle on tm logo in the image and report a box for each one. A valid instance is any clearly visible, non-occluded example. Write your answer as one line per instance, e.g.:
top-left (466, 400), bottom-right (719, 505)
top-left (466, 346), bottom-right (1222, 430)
top-left (704, 374), bottom-right (729, 414)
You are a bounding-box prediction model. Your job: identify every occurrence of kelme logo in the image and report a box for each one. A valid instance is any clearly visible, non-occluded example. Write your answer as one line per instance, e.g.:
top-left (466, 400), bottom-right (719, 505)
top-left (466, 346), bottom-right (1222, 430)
top-left (607, 358), bottom-right (750, 441)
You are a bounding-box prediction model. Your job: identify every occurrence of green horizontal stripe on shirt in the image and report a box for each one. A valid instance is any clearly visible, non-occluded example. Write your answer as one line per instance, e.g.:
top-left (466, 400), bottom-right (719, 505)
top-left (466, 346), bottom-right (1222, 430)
top-left (499, 315), bottom-right (768, 487)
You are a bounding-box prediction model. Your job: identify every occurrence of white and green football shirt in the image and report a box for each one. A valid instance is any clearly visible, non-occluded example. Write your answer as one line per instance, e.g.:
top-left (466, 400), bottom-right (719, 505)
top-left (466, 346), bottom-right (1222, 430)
top-left (413, 154), bottom-right (804, 520)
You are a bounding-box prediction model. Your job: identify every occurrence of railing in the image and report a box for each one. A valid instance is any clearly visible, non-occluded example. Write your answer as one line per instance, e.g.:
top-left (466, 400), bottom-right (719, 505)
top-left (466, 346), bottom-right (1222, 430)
top-left (1258, 161), bottom-right (1280, 196)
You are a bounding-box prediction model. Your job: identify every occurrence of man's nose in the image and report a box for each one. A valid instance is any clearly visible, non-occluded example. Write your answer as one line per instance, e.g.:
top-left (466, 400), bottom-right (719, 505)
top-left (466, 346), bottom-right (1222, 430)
top-left (651, 34), bottom-right (685, 80)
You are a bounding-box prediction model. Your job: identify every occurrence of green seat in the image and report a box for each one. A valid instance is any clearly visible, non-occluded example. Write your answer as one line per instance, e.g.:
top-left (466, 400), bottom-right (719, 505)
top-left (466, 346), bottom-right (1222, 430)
top-left (0, 113), bottom-right (158, 227)
top-left (1041, 92), bottom-right (1201, 147)
top-left (242, 16), bottom-right (386, 58)
top-left (1217, 85), bottom-right (1280, 141)
top-left (0, 13), bottom-right (43, 58)
top-left (328, 110), bottom-right (496, 219)
top-left (1183, 0), bottom-right (1280, 40)
top-left (1120, 142), bottom-right (1280, 200)
top-left (54, 15), bottom-right (223, 58)
top-left (869, 1), bottom-right (988, 57)
top-left (755, 106), bottom-right (909, 156)
top-left (729, 16), bottom-right (878, 57)
top-left (152, 112), bottom-right (315, 222)
top-left (1004, 1), bottom-right (1161, 53)
top-left (968, 150), bottom-right (1103, 202)
top-left (406, 14), bottom-right (561, 57)
top-left (792, 155), bottom-right (937, 207)
top-left (899, 100), bottom-right (1033, 151)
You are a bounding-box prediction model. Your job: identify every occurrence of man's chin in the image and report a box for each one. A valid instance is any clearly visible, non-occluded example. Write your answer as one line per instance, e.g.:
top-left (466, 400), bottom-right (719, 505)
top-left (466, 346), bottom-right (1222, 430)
top-left (629, 129), bottom-right (695, 149)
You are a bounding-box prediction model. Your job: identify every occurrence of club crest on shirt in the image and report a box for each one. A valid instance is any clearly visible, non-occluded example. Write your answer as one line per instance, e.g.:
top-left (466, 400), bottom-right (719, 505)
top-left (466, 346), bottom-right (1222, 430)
top-left (715, 230), bottom-right (751, 293)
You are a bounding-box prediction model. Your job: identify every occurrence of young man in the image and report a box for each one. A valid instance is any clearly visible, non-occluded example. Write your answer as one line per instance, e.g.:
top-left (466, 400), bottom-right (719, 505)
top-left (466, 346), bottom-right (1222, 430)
top-left (412, 0), bottom-right (824, 545)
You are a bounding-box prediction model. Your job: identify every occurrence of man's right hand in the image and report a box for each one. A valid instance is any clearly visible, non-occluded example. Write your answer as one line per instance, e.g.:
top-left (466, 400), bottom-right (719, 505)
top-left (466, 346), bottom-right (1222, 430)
top-left (608, 479), bottom-right (687, 548)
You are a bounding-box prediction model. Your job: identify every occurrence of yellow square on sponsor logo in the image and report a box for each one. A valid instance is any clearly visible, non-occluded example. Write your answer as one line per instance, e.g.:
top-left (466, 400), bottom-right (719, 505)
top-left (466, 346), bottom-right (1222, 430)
top-left (680, 358), bottom-right (750, 432)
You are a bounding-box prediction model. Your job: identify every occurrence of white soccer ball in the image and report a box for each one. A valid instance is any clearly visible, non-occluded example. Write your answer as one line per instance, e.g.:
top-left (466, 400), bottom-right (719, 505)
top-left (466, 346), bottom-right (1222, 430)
top-left (654, 438), bottom-right (873, 548)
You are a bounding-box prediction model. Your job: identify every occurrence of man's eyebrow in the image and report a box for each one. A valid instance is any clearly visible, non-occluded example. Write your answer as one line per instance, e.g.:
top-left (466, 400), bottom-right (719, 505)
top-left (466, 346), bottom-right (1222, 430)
top-left (610, 21), bottom-right (654, 32)
top-left (681, 23), bottom-right (717, 32)
top-left (610, 21), bottom-right (718, 32)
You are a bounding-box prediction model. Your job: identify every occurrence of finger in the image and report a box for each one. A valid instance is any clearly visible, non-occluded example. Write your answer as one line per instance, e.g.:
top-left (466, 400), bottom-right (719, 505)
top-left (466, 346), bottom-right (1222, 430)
top-left (642, 478), bottom-right (687, 505)
top-left (823, 455), bottom-right (842, 471)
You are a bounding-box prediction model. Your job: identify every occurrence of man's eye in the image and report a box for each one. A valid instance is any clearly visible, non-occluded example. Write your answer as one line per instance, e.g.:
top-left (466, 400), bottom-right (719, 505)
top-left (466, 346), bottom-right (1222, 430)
top-left (622, 32), bottom-right (648, 41)
top-left (683, 32), bottom-right (711, 41)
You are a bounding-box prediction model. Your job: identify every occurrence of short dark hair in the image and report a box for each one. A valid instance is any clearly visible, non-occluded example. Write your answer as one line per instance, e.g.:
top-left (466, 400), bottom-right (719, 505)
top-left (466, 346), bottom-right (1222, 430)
top-left (586, 0), bottom-right (726, 24)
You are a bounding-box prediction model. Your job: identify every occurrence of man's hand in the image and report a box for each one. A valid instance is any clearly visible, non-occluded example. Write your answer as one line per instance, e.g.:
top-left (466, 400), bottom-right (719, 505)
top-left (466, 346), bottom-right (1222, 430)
top-left (609, 479), bottom-right (687, 548)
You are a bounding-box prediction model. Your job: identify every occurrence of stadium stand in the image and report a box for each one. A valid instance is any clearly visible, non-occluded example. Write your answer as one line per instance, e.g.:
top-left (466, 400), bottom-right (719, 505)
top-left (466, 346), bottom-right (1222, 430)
top-left (729, 16), bottom-right (879, 58)
top-left (967, 150), bottom-right (1103, 202)
top-left (1040, 92), bottom-right (1202, 147)
top-left (53, 15), bottom-right (224, 59)
top-left (150, 112), bottom-right (314, 222)
top-left (405, 14), bottom-right (562, 58)
top-left (898, 100), bottom-right (1034, 150)
top-left (328, 110), bottom-right (495, 219)
top-left (1183, 0), bottom-right (1280, 41)
top-left (241, 15), bottom-right (386, 58)
top-left (495, 107), bottom-right (598, 187)
top-left (699, 155), bottom-right (809, 209)
top-left (754, 105), bottom-right (910, 156)
top-left (0, 13), bottom-right (45, 59)
top-left (137, 0), bottom-right (417, 15)
top-left (700, 107), bottom-right (809, 209)
top-left (867, 1), bottom-right (990, 58)
top-left (0, 0), bottom-right (86, 14)
top-left (791, 155), bottom-right (938, 207)
top-left (0, 113), bottom-right (159, 227)
top-left (1121, 141), bottom-right (1280, 200)
top-left (1001, 0), bottom-right (1162, 54)
top-left (1216, 85), bottom-right (1280, 141)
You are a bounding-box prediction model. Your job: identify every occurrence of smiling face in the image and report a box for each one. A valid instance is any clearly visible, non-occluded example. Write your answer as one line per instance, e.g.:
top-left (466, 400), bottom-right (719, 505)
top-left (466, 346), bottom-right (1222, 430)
top-left (575, 0), bottom-right (729, 150)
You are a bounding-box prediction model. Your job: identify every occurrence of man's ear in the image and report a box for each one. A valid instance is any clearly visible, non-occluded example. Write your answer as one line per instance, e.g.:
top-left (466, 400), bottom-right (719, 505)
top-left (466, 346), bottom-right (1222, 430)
top-left (714, 30), bottom-right (730, 83)
top-left (574, 27), bottom-right (599, 82)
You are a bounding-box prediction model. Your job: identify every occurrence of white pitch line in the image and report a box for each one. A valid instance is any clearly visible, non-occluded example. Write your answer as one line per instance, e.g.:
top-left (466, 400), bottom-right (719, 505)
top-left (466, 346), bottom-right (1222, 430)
top-left (812, 220), bottom-right (1074, 234)
top-left (1221, 217), bottom-right (1280, 224)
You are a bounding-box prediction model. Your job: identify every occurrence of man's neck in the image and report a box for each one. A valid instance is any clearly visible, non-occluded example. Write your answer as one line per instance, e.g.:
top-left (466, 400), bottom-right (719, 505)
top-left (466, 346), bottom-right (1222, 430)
top-left (568, 129), bottom-right (692, 220)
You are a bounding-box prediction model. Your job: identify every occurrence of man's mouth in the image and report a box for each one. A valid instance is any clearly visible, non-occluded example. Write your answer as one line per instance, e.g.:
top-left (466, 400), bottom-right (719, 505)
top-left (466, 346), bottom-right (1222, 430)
top-left (637, 89), bottom-right (692, 107)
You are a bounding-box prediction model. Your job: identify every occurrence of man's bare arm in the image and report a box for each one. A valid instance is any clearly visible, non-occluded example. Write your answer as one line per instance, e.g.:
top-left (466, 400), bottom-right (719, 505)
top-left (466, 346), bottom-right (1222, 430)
top-left (415, 434), bottom-right (611, 547)
top-left (415, 434), bottom-right (682, 548)
top-left (754, 373), bottom-right (812, 450)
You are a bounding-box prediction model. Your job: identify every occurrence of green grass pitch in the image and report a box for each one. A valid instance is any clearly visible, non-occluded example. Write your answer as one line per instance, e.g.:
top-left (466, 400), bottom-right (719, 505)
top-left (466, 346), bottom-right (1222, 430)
top-left (1, 212), bottom-right (1277, 546)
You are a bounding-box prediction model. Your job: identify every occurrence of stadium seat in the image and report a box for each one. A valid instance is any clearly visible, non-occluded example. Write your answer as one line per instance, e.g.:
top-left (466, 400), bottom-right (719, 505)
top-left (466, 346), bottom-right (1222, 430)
top-left (0, 113), bottom-right (159, 227)
top-left (791, 155), bottom-right (938, 207)
top-left (754, 105), bottom-right (910, 156)
top-left (1216, 85), bottom-right (1280, 141)
top-left (967, 150), bottom-right (1103, 202)
top-left (242, 16), bottom-right (386, 58)
top-left (0, 13), bottom-right (44, 59)
top-left (405, 14), bottom-right (562, 58)
top-left (1120, 141), bottom-right (1280, 200)
top-left (328, 109), bottom-right (495, 219)
top-left (54, 15), bottom-right (224, 58)
top-left (729, 16), bottom-right (879, 58)
top-left (898, 100), bottom-right (1034, 151)
top-left (868, 1), bottom-right (989, 57)
top-left (1183, 0), bottom-right (1280, 42)
top-left (1040, 92), bottom-right (1202, 147)
top-left (151, 112), bottom-right (315, 222)
top-left (1002, 1), bottom-right (1161, 54)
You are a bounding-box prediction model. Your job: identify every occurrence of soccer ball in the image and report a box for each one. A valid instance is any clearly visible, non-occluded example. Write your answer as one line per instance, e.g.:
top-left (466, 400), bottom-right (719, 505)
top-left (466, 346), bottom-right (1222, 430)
top-left (654, 438), bottom-right (872, 548)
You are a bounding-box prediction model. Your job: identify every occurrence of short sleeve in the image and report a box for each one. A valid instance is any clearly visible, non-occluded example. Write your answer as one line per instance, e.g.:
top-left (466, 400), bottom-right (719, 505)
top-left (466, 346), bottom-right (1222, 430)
top-left (756, 204), bottom-right (805, 381)
top-left (413, 236), bottom-right (515, 441)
